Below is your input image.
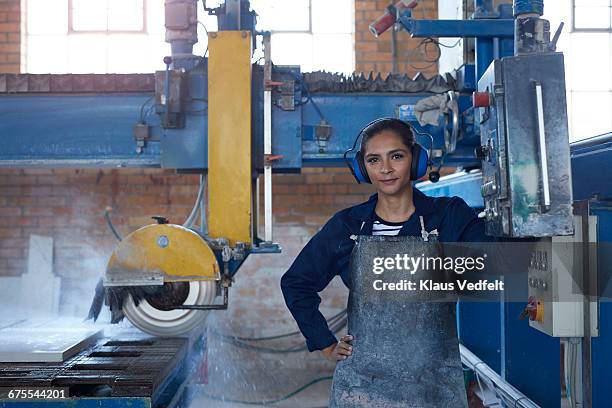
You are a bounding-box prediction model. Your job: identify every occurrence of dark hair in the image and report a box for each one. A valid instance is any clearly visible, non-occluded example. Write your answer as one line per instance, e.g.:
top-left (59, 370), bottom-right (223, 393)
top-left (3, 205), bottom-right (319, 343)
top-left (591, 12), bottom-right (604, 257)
top-left (360, 119), bottom-right (415, 154)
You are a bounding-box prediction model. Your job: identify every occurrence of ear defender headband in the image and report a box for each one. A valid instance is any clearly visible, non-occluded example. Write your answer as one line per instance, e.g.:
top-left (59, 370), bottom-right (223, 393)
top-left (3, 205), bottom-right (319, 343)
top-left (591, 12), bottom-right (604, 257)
top-left (344, 118), bottom-right (430, 184)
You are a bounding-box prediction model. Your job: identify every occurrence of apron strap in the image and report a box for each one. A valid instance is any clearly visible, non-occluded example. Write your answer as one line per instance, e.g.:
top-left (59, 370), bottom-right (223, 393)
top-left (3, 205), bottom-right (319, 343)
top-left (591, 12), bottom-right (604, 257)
top-left (350, 221), bottom-right (366, 241)
top-left (420, 216), bottom-right (429, 241)
top-left (420, 215), bottom-right (439, 242)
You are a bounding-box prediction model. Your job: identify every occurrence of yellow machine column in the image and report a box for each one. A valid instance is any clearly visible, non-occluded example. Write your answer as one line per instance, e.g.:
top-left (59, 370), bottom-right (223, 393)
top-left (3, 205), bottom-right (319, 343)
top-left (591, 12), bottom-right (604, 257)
top-left (207, 31), bottom-right (253, 246)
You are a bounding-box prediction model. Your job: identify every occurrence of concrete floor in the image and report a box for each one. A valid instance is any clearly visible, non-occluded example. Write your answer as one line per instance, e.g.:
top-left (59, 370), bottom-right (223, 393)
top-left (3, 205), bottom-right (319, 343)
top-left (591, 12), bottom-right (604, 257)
top-left (185, 314), bottom-right (335, 408)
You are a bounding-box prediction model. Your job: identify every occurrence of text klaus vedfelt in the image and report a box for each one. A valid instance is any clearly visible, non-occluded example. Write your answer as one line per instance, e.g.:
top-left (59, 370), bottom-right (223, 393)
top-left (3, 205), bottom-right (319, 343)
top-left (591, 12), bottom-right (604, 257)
top-left (371, 254), bottom-right (504, 291)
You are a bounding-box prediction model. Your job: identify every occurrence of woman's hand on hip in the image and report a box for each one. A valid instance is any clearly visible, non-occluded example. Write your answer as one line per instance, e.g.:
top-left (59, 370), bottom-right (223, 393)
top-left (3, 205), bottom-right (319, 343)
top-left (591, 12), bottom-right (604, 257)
top-left (322, 335), bottom-right (353, 362)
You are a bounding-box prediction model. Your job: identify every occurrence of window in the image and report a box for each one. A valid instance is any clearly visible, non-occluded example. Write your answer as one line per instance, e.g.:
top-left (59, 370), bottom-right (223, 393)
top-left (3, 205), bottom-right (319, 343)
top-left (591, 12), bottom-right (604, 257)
top-left (546, 0), bottom-right (612, 140)
top-left (572, 0), bottom-right (612, 31)
top-left (25, 0), bottom-right (177, 73)
top-left (251, 0), bottom-right (355, 74)
top-left (69, 0), bottom-right (146, 33)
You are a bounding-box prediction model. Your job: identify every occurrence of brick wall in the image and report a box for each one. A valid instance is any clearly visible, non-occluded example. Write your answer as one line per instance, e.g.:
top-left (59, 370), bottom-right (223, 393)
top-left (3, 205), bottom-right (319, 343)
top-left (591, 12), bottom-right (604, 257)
top-left (0, 168), bottom-right (372, 314)
top-left (355, 0), bottom-right (438, 78)
top-left (0, 0), bottom-right (19, 73)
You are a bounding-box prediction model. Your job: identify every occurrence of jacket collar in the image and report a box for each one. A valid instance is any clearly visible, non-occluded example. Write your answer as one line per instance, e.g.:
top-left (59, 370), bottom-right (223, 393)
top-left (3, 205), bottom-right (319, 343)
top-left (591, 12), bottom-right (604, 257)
top-left (347, 185), bottom-right (436, 222)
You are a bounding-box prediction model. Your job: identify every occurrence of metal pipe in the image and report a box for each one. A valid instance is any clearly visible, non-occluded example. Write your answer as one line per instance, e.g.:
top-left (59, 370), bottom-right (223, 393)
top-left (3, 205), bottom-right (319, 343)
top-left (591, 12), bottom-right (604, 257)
top-left (534, 81), bottom-right (551, 211)
top-left (460, 344), bottom-right (539, 408)
top-left (475, 37), bottom-right (493, 81)
top-left (263, 33), bottom-right (273, 243)
top-left (577, 200), bottom-right (593, 408)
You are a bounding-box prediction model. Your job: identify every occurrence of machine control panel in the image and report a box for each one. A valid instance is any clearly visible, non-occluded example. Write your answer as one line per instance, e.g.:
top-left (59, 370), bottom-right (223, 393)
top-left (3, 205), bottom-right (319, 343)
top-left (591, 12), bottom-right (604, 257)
top-left (476, 53), bottom-right (574, 237)
top-left (527, 215), bottom-right (598, 337)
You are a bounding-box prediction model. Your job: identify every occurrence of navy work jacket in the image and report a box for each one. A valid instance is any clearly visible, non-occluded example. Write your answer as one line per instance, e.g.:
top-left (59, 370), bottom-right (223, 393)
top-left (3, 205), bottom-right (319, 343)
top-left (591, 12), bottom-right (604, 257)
top-left (280, 186), bottom-right (489, 352)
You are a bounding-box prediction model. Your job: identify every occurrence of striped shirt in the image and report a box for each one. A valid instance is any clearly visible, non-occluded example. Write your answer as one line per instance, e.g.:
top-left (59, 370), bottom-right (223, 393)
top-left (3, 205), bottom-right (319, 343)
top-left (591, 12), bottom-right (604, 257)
top-left (371, 213), bottom-right (409, 236)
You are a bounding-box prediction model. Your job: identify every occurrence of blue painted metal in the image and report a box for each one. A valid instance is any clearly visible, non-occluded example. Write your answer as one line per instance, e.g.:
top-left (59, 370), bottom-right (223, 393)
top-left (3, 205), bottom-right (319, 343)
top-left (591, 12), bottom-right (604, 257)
top-left (0, 94), bottom-right (161, 167)
top-left (591, 205), bottom-right (612, 407)
top-left (417, 171), bottom-right (484, 208)
top-left (513, 0), bottom-right (544, 16)
top-left (397, 16), bottom-right (514, 38)
top-left (570, 133), bottom-right (612, 201)
top-left (301, 93), bottom-right (478, 167)
top-left (0, 89), bottom-right (480, 170)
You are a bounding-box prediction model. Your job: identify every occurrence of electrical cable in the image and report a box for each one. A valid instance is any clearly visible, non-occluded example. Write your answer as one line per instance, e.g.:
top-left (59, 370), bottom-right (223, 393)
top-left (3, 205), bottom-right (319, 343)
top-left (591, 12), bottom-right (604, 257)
top-left (195, 375), bottom-right (333, 406)
top-left (138, 95), bottom-right (155, 123)
top-left (104, 207), bottom-right (122, 241)
top-left (408, 37), bottom-right (461, 72)
top-left (212, 314), bottom-right (348, 354)
top-left (183, 175), bottom-right (206, 228)
top-left (198, 21), bottom-right (209, 57)
top-left (215, 308), bottom-right (347, 341)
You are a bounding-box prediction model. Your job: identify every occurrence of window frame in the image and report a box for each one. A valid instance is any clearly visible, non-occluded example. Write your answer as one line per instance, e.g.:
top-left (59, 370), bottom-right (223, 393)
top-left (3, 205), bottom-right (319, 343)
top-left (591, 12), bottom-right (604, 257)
top-left (571, 0), bottom-right (612, 33)
top-left (68, 0), bottom-right (148, 34)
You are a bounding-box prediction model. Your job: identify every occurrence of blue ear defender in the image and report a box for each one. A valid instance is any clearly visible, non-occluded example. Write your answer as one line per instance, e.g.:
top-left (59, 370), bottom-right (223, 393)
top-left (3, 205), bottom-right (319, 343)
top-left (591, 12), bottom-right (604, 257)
top-left (344, 118), bottom-right (431, 184)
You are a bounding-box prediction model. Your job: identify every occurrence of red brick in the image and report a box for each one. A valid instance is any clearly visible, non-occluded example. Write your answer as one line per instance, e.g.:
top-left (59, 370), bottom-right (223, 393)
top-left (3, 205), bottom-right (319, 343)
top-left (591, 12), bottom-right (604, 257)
top-left (6, 11), bottom-right (18, 23)
top-left (23, 207), bottom-right (53, 216)
top-left (0, 64), bottom-right (19, 73)
top-left (37, 196), bottom-right (66, 206)
top-left (0, 206), bottom-right (21, 216)
top-left (0, 248), bottom-right (23, 258)
top-left (305, 174), bottom-right (334, 184)
top-left (0, 22), bottom-right (19, 33)
top-left (355, 1), bottom-right (377, 11)
top-left (4, 52), bottom-right (21, 64)
top-left (355, 41), bottom-right (377, 52)
top-left (5, 258), bottom-right (24, 268)
top-left (0, 228), bottom-right (21, 238)
top-left (1, 238), bottom-right (28, 248)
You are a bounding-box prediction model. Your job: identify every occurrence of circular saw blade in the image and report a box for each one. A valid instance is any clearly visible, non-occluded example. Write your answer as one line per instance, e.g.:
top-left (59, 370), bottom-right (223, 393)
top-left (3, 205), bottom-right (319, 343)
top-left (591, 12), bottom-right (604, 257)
top-left (123, 281), bottom-right (216, 337)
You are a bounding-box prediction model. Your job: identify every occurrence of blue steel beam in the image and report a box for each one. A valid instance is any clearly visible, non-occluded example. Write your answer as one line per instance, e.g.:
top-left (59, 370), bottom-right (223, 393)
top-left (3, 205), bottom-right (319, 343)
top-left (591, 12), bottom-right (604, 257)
top-left (0, 91), bottom-right (480, 169)
top-left (0, 94), bottom-right (162, 167)
top-left (397, 17), bottom-right (515, 38)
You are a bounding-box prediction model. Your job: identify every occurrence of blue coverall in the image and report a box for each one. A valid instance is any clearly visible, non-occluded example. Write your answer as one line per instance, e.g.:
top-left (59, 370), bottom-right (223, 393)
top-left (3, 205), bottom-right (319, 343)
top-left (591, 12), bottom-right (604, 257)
top-left (280, 186), bottom-right (488, 352)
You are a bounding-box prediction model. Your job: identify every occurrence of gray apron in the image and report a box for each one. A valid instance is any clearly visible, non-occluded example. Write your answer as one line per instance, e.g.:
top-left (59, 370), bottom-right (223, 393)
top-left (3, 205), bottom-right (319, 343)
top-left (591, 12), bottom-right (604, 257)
top-left (329, 217), bottom-right (468, 408)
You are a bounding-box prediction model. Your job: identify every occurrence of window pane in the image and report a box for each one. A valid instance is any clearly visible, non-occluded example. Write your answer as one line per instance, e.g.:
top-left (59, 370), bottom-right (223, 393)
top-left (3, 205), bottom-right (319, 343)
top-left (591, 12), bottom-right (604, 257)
top-left (270, 33), bottom-right (313, 71)
top-left (574, 6), bottom-right (611, 29)
top-left (108, 0), bottom-right (144, 31)
top-left (568, 33), bottom-right (611, 90)
top-left (569, 91), bottom-right (612, 140)
top-left (27, 0), bottom-right (68, 35)
top-left (252, 0), bottom-right (310, 31)
top-left (26, 35), bottom-right (69, 73)
top-left (146, 0), bottom-right (165, 34)
top-left (574, 0), bottom-right (609, 6)
top-left (312, 0), bottom-right (353, 34)
top-left (312, 33), bottom-right (354, 74)
top-left (145, 35), bottom-right (171, 71)
top-left (67, 35), bottom-right (108, 73)
top-left (72, 0), bottom-right (109, 31)
top-left (107, 35), bottom-right (148, 72)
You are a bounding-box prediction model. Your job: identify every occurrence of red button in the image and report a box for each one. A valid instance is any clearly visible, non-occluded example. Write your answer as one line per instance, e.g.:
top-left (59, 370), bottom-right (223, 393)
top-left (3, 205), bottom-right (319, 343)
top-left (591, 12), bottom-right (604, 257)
top-left (472, 91), bottom-right (490, 108)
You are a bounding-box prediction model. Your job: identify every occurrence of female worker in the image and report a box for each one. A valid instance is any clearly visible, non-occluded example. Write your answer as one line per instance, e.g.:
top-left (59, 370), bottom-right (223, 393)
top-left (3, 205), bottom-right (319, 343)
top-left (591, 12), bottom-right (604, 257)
top-left (280, 118), bottom-right (488, 407)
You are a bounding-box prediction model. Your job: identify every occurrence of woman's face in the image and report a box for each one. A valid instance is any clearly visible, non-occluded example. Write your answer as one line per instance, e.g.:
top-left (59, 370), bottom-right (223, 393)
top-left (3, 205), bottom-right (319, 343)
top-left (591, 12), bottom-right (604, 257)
top-left (363, 130), bottom-right (413, 196)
